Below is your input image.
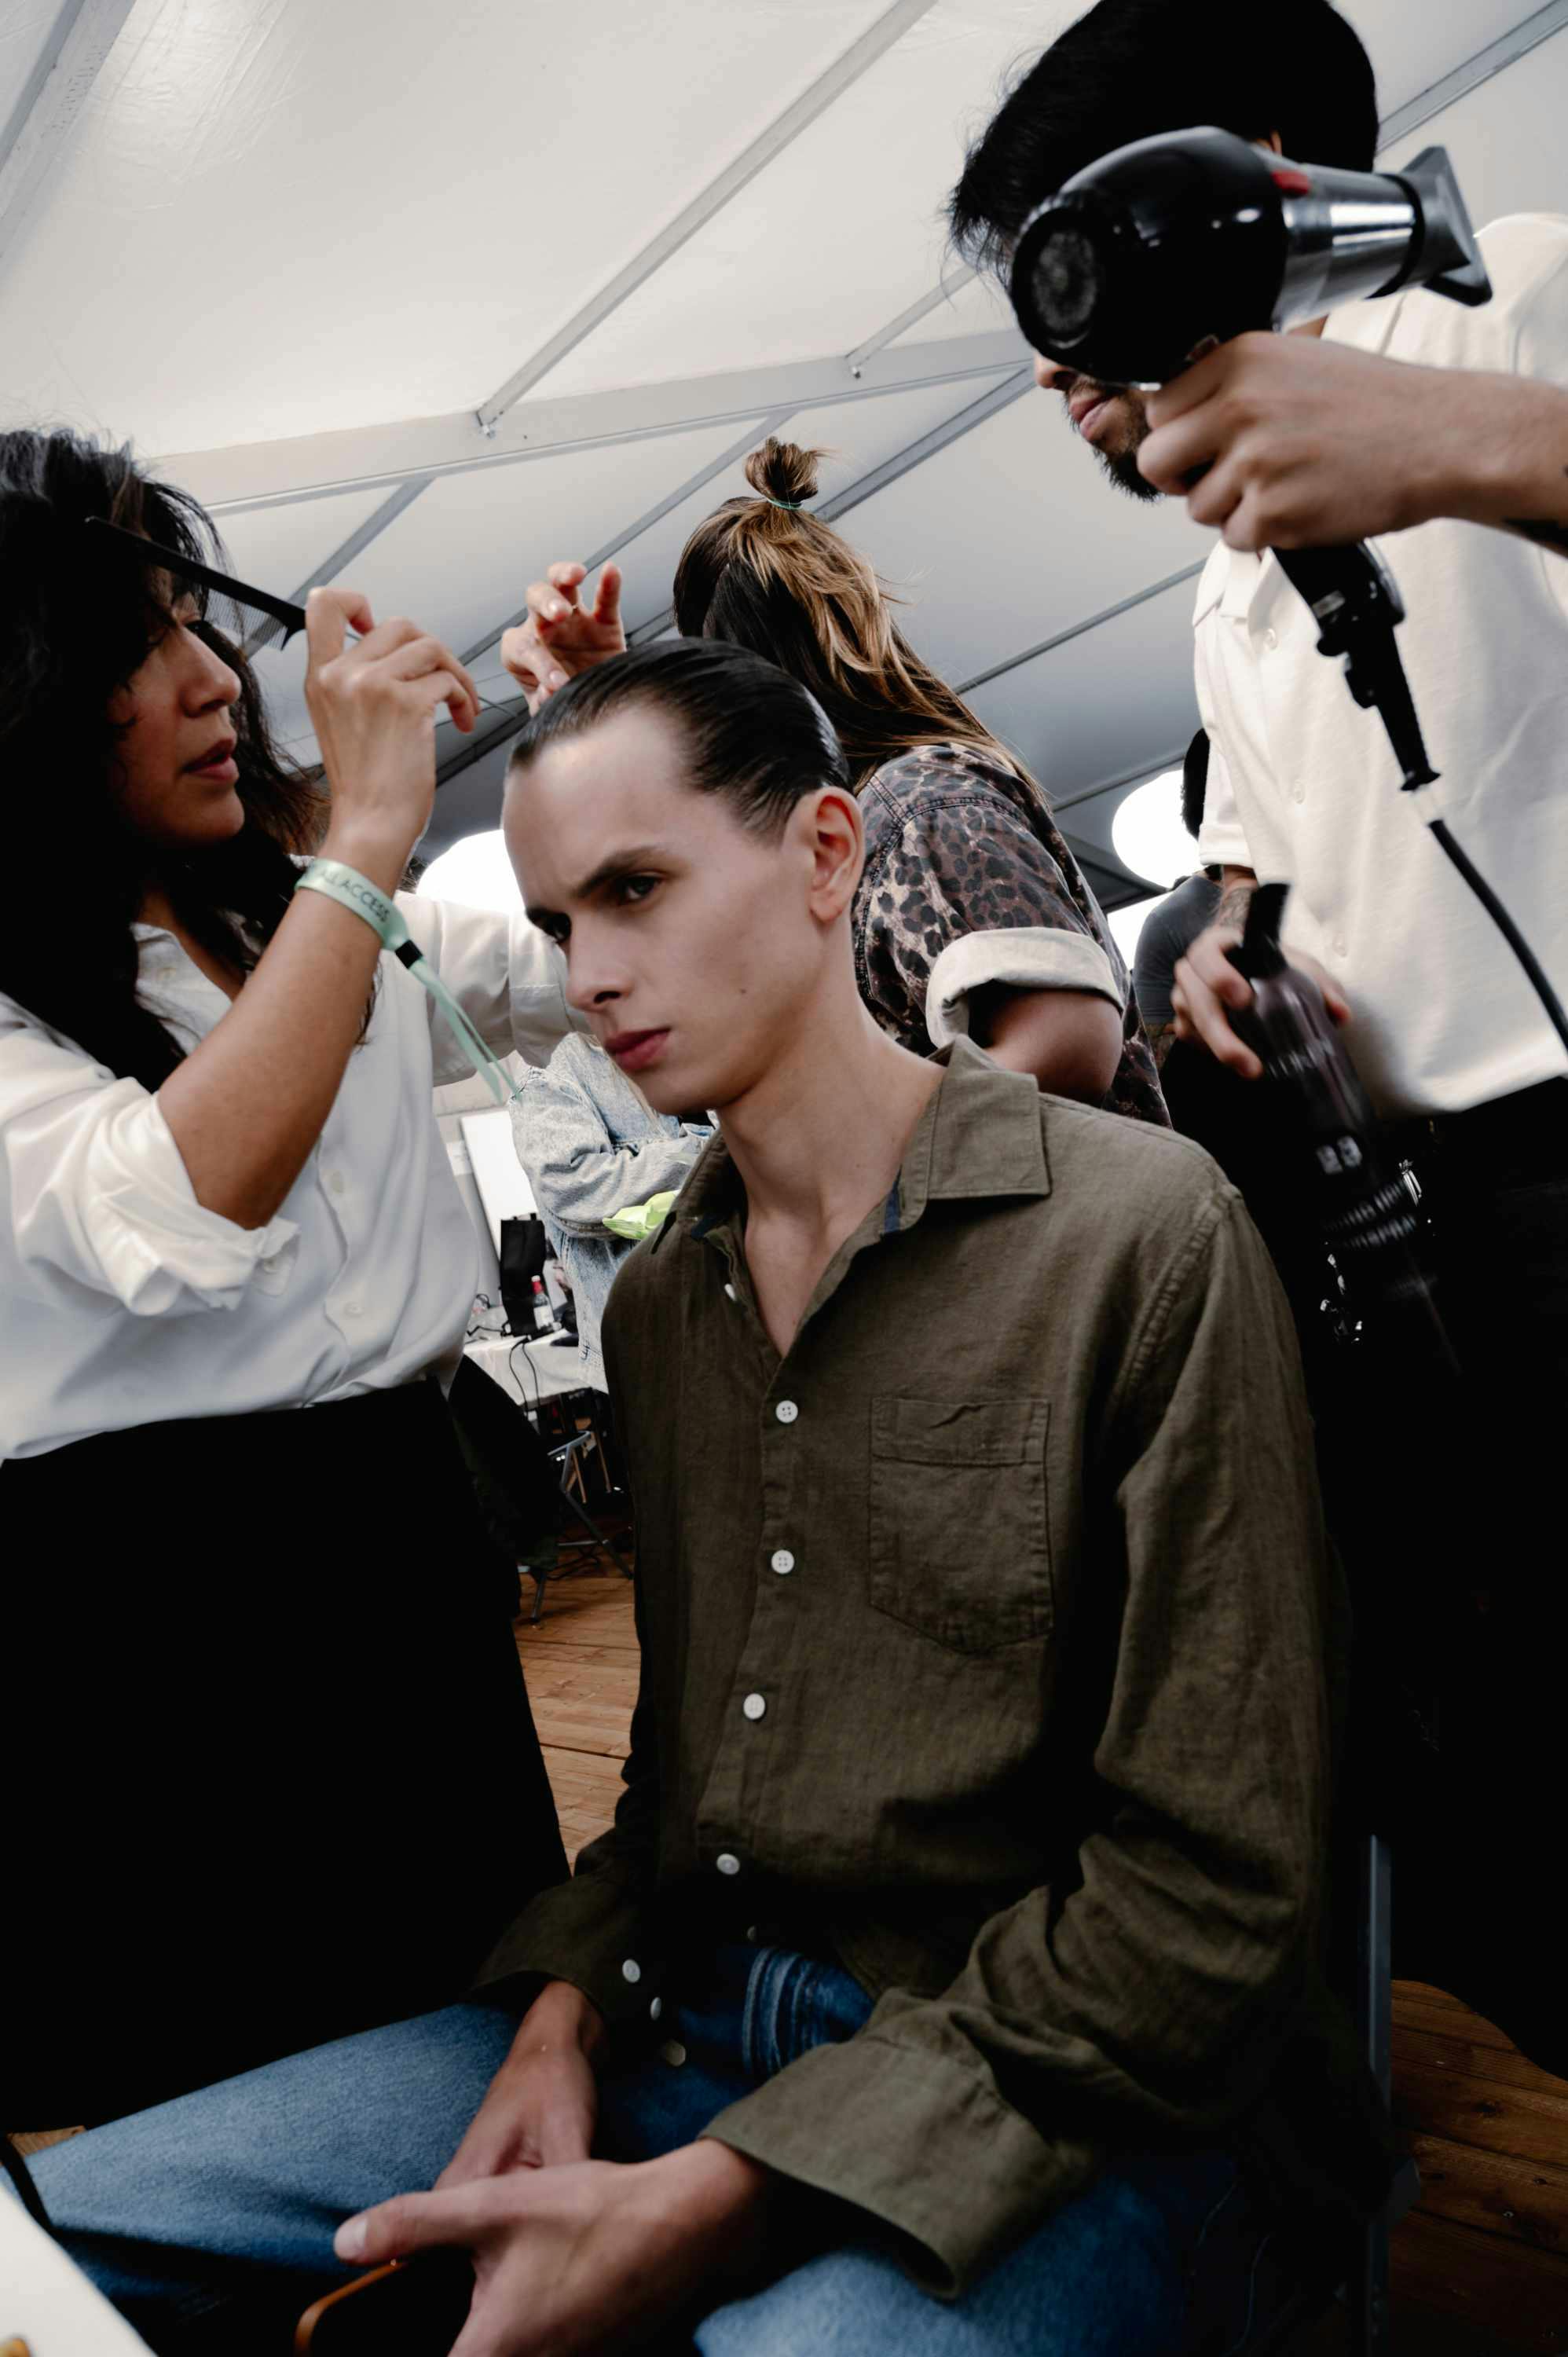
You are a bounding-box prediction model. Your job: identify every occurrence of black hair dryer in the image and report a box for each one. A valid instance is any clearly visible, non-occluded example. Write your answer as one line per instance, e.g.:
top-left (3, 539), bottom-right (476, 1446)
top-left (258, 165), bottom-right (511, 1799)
top-left (1008, 126), bottom-right (1489, 387)
top-left (1008, 127), bottom-right (1493, 788)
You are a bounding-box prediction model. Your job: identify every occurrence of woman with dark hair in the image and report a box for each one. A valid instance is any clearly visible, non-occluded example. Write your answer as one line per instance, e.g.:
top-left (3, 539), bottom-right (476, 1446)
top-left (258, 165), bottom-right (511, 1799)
top-left (500, 437), bottom-right (1167, 1125)
top-left (0, 429), bottom-right (570, 2128)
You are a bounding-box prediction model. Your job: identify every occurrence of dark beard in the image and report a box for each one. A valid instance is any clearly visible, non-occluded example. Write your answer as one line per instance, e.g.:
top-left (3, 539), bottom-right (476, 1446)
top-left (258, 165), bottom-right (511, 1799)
top-left (1094, 416), bottom-right (1161, 503)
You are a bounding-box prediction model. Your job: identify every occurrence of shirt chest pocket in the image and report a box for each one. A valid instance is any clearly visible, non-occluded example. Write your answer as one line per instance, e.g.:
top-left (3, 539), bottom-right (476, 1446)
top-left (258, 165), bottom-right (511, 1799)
top-left (867, 1395), bottom-right (1053, 1655)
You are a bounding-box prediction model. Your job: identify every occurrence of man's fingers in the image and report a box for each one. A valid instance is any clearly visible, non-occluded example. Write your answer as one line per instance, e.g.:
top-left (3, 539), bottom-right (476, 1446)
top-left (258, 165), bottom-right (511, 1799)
top-left (1140, 408), bottom-right (1224, 498)
top-left (1172, 955), bottom-right (1262, 1080)
top-left (547, 561), bottom-right (588, 602)
top-left (593, 561), bottom-right (623, 629)
top-left (336, 2184), bottom-right (507, 2266)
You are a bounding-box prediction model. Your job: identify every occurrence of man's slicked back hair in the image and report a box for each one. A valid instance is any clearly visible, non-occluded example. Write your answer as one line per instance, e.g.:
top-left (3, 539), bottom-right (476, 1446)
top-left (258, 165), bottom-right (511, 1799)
top-left (506, 640), bottom-right (849, 839)
top-left (950, 0), bottom-right (1378, 278)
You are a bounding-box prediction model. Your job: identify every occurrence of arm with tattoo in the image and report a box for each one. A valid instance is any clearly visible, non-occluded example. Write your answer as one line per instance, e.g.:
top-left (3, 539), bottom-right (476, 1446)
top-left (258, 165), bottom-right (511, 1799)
top-left (1214, 870), bottom-right (1258, 933)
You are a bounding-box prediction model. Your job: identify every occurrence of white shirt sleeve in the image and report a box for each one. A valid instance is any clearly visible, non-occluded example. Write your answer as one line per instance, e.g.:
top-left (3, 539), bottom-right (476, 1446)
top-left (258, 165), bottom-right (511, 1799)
top-left (395, 893), bottom-right (578, 1083)
top-left (1, 1012), bottom-right (298, 1317)
top-left (1191, 673), bottom-right (1253, 878)
top-left (1506, 224), bottom-right (1568, 625)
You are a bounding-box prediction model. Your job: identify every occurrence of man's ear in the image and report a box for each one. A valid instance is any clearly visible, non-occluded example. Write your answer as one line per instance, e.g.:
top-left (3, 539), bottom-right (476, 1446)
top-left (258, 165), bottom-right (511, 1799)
top-left (799, 785), bottom-right (864, 923)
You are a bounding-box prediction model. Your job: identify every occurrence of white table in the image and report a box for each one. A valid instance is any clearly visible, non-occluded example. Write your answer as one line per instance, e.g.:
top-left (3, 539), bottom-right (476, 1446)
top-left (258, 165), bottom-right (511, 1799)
top-left (2, 2189), bottom-right (154, 2352)
top-left (464, 1330), bottom-right (593, 1409)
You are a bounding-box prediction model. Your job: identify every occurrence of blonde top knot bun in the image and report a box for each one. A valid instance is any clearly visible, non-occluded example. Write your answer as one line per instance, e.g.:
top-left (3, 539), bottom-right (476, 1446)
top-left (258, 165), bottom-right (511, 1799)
top-left (744, 438), bottom-right (824, 509)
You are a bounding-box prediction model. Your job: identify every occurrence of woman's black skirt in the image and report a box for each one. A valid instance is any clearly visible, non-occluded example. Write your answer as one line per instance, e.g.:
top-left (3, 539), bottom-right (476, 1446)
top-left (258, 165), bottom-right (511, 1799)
top-left (4, 1379), bottom-right (566, 2126)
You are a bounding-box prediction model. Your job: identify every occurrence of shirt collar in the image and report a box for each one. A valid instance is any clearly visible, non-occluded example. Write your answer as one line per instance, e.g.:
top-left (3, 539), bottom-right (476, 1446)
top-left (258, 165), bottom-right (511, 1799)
top-left (652, 1036), bottom-right (1050, 1258)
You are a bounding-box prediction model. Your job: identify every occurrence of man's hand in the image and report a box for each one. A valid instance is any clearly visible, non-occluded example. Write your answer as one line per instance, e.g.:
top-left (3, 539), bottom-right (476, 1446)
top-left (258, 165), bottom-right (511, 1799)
top-left (500, 561), bottom-right (625, 716)
top-left (336, 2141), bottom-right (775, 2357)
top-left (1138, 333), bottom-right (1490, 550)
top-left (438, 1981), bottom-right (605, 2189)
top-left (1174, 916), bottom-right (1351, 1079)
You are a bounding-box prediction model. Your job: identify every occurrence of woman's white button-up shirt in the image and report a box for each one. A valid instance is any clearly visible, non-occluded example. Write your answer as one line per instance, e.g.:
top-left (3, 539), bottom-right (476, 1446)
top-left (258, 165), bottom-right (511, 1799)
top-left (0, 892), bottom-right (573, 1460)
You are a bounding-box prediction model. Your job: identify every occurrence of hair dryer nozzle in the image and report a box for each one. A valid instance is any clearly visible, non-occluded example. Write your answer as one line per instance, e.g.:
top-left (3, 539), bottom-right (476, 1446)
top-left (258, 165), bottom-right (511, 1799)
top-left (1388, 146), bottom-right (1493, 307)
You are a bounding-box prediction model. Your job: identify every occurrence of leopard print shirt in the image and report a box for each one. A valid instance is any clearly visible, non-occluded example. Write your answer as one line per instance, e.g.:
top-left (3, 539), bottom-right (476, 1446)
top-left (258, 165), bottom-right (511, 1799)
top-left (852, 742), bottom-right (1169, 1128)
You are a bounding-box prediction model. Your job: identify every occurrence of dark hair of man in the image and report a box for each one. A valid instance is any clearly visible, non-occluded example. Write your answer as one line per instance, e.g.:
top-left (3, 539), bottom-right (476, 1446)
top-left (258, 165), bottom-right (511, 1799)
top-left (1181, 728), bottom-right (1210, 839)
top-left (507, 640), bottom-right (850, 840)
top-left (0, 427), bottom-right (328, 1091)
top-left (949, 0), bottom-right (1379, 277)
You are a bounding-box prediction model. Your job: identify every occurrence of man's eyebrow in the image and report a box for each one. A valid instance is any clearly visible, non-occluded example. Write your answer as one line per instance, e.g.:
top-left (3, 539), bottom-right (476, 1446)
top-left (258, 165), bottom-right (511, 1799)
top-left (524, 845), bottom-right (669, 936)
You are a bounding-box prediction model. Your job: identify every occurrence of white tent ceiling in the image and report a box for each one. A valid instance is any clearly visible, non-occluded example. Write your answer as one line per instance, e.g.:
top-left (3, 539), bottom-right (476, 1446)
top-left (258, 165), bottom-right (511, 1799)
top-left (4, 0), bottom-right (1565, 885)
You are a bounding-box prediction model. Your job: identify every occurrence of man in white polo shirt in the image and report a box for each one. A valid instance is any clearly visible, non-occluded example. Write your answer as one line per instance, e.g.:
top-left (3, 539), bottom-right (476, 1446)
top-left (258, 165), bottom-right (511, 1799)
top-left (950, 0), bottom-right (1568, 2076)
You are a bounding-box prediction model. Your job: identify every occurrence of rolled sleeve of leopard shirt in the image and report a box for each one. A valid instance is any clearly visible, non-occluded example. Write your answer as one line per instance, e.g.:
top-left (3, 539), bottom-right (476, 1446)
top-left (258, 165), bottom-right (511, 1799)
top-left (853, 742), bottom-right (1167, 1128)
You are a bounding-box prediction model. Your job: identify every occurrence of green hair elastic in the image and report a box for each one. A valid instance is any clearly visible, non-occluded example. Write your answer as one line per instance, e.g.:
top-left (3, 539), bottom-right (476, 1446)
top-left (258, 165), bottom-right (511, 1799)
top-left (295, 858), bottom-right (522, 1108)
top-left (761, 496), bottom-right (804, 510)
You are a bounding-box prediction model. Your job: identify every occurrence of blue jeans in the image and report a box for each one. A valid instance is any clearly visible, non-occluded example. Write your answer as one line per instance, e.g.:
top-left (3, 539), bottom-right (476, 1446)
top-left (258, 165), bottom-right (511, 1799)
top-left (31, 1944), bottom-right (1298, 2354)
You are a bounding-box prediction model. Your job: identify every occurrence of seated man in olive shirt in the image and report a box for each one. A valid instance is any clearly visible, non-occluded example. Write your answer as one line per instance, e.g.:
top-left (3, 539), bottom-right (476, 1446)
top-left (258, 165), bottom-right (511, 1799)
top-left (35, 641), bottom-right (1387, 2355)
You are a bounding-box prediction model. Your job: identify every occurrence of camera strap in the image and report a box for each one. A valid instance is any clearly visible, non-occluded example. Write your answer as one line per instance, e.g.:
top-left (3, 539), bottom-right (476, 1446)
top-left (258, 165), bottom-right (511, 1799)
top-left (295, 859), bottom-right (522, 1108)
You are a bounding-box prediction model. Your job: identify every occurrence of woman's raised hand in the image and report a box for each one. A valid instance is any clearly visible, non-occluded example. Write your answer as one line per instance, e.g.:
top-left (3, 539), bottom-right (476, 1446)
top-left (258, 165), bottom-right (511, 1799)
top-left (500, 561), bottom-right (625, 716)
top-left (306, 588), bottom-right (480, 869)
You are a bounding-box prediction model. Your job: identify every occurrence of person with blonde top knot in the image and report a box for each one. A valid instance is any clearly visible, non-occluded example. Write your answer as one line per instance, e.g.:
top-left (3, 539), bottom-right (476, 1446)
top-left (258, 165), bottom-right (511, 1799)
top-left (502, 438), bottom-right (1167, 1127)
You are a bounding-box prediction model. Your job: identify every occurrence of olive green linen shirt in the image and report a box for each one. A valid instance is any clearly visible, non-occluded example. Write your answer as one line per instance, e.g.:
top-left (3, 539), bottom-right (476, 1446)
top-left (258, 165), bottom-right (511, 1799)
top-left (483, 1039), bottom-right (1374, 2291)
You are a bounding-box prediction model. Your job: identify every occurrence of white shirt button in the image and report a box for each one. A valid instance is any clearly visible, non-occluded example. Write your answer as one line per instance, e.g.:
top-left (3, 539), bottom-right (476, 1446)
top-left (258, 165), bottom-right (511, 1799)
top-left (1334, 934), bottom-right (1348, 957)
top-left (1293, 783), bottom-right (1306, 804)
top-left (343, 1301), bottom-right (362, 1320)
top-left (621, 1958), bottom-right (641, 1984)
top-left (328, 1171), bottom-right (346, 1195)
top-left (261, 1254), bottom-right (280, 1274)
top-left (771, 1549), bottom-right (795, 1575)
top-left (660, 2040), bottom-right (688, 2068)
top-left (746, 1924), bottom-right (760, 1944)
top-left (1264, 627), bottom-right (1279, 651)
top-left (724, 1282), bottom-right (737, 1302)
top-left (775, 1399), bottom-right (799, 1424)
top-left (716, 1852), bottom-right (741, 1876)
top-left (742, 1692), bottom-right (767, 1721)
top-left (649, 1996), bottom-right (663, 2021)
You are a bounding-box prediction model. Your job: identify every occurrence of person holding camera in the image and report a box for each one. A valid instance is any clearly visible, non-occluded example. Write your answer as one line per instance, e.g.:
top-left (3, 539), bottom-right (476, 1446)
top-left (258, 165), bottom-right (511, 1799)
top-left (950, 0), bottom-right (1568, 2070)
top-left (0, 429), bottom-right (573, 2127)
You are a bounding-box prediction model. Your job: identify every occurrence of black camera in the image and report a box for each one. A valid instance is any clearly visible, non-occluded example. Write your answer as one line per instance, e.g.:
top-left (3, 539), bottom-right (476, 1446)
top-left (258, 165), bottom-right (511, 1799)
top-left (1009, 125), bottom-right (1489, 387)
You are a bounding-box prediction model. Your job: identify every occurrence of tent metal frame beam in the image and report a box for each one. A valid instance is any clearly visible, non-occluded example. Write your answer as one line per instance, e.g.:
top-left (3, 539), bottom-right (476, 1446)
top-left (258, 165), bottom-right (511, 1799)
top-left (0, 0), bottom-right (137, 273)
top-left (847, 266), bottom-right (976, 375)
top-left (625, 361), bottom-right (1034, 645)
top-left (178, 328), bottom-right (1029, 515)
top-left (460, 407), bottom-right (797, 670)
top-left (1376, 0), bottom-right (1568, 147)
top-left (474, 0), bottom-right (942, 432)
top-left (958, 561), bottom-right (1207, 697)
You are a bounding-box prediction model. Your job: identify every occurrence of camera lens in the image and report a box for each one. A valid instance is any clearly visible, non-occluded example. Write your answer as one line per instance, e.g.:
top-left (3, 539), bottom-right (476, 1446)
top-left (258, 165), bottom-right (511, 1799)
top-left (1027, 225), bottom-right (1102, 343)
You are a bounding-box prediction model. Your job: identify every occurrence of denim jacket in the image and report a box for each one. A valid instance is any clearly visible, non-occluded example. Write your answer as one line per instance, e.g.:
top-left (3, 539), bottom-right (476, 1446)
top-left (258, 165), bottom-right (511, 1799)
top-left (508, 1032), bottom-right (709, 1389)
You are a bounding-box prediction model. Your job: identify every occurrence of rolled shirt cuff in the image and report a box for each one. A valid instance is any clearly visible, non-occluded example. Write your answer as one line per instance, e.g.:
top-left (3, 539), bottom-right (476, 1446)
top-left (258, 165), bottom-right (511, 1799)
top-left (81, 1086), bottom-right (299, 1316)
top-left (925, 928), bottom-right (1125, 1049)
top-left (469, 1871), bottom-right (669, 2047)
top-left (1194, 812), bottom-right (1252, 872)
top-left (701, 2024), bottom-right (1097, 2297)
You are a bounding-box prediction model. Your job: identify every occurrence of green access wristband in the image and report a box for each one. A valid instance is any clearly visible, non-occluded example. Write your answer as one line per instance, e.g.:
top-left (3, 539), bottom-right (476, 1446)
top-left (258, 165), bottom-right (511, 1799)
top-left (295, 858), bottom-right (522, 1109)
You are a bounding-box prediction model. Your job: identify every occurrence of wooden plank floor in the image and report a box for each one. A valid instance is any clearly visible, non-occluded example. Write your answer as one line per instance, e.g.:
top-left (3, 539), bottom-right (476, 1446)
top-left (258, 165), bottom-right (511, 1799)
top-left (520, 1571), bottom-right (1568, 2357)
